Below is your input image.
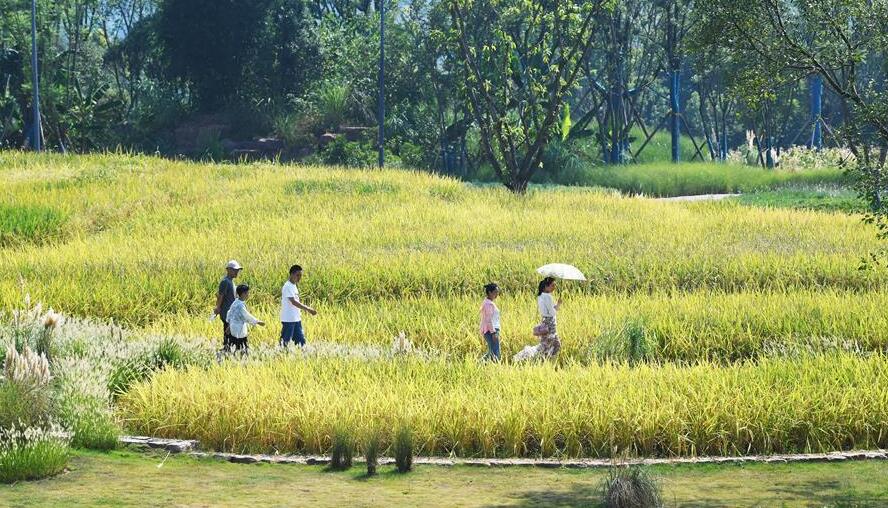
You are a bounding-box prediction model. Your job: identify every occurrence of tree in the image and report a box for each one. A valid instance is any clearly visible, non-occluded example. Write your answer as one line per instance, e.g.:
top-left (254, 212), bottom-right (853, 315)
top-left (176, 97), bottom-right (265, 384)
top-left (570, 0), bottom-right (664, 164)
top-left (695, 0), bottom-right (888, 252)
top-left (157, 0), bottom-right (320, 111)
top-left (447, 0), bottom-right (607, 192)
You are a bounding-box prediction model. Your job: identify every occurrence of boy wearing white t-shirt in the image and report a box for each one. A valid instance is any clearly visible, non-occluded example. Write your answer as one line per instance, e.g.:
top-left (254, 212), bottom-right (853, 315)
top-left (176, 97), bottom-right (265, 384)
top-left (280, 264), bottom-right (317, 347)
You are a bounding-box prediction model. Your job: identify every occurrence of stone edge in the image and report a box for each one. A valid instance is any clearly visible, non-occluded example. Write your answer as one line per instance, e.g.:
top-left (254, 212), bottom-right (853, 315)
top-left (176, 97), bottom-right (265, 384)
top-left (120, 437), bottom-right (888, 468)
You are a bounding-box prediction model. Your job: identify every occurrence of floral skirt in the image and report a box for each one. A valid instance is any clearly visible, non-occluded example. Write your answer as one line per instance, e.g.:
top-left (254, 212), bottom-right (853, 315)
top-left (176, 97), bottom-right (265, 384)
top-left (539, 316), bottom-right (560, 357)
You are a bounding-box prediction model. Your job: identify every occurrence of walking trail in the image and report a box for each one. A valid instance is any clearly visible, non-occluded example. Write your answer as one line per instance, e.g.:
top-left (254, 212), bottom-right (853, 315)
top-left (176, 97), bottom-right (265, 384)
top-left (655, 193), bottom-right (741, 202)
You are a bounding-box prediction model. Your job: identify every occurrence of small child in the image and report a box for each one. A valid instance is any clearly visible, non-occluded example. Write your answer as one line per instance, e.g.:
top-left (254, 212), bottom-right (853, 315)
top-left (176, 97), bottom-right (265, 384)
top-left (226, 284), bottom-right (264, 353)
top-left (479, 283), bottom-right (501, 361)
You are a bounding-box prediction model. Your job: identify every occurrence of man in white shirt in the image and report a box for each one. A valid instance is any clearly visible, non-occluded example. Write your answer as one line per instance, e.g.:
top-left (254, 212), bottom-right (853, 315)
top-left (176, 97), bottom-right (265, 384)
top-left (280, 264), bottom-right (317, 347)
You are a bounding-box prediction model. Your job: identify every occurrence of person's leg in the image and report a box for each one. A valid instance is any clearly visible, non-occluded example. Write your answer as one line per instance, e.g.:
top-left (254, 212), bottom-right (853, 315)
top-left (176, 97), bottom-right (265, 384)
top-left (293, 321), bottom-right (306, 346)
top-left (484, 332), bottom-right (500, 361)
top-left (491, 330), bottom-right (501, 361)
top-left (280, 322), bottom-right (296, 347)
top-left (222, 320), bottom-right (232, 352)
top-left (233, 336), bottom-right (247, 354)
top-left (484, 332), bottom-right (495, 360)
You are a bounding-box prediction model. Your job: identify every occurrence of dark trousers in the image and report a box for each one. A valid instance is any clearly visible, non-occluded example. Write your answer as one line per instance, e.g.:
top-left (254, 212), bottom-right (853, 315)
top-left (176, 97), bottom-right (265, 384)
top-left (280, 321), bottom-right (306, 347)
top-left (230, 335), bottom-right (248, 352)
top-left (484, 330), bottom-right (501, 361)
top-left (221, 320), bottom-right (236, 350)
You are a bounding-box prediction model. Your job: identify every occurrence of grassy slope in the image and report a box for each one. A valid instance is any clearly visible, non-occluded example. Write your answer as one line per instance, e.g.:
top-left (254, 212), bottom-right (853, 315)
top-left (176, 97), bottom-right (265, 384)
top-left (1, 450), bottom-right (886, 507)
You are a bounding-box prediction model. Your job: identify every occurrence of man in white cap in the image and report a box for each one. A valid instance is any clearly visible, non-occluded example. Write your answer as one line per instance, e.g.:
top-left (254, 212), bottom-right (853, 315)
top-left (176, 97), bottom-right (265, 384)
top-left (213, 260), bottom-right (242, 351)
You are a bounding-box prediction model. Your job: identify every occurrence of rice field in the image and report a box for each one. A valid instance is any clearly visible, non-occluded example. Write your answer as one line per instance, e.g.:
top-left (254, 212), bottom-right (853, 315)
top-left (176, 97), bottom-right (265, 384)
top-left (3, 151), bottom-right (887, 459)
top-left (119, 354), bottom-right (888, 458)
top-left (1, 152), bottom-right (884, 355)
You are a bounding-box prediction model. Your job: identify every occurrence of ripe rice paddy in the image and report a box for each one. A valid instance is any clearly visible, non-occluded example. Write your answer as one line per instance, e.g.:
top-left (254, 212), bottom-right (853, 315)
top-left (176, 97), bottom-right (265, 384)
top-left (2, 151), bottom-right (887, 458)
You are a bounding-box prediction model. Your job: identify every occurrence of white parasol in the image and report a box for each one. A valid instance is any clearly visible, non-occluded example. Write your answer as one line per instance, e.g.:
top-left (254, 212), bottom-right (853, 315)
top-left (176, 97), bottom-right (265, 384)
top-left (536, 263), bottom-right (586, 281)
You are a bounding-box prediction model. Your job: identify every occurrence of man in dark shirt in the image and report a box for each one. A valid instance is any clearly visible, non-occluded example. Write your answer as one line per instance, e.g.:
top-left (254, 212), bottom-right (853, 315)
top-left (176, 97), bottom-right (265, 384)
top-left (213, 260), bottom-right (242, 352)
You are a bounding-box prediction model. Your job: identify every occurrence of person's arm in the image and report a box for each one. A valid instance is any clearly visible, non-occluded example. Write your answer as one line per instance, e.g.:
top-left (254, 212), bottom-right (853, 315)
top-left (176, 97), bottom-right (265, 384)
top-left (244, 306), bottom-right (264, 326)
top-left (214, 286), bottom-right (224, 315)
top-left (288, 296), bottom-right (317, 316)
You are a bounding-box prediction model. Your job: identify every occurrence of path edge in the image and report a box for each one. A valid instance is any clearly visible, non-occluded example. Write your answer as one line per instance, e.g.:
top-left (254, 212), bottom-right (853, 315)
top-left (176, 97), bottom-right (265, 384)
top-left (120, 436), bottom-right (888, 468)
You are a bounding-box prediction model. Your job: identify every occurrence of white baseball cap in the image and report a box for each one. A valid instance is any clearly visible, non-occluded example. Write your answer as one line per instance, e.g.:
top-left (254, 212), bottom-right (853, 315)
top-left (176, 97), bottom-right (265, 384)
top-left (226, 260), bottom-right (243, 270)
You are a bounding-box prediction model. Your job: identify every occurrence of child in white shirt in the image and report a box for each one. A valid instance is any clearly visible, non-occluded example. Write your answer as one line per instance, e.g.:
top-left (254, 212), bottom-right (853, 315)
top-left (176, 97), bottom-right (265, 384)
top-left (226, 284), bottom-right (264, 353)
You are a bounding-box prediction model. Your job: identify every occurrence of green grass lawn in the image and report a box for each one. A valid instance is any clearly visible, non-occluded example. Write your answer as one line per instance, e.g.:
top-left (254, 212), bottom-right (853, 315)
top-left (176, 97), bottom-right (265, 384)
top-left (568, 163), bottom-right (848, 197)
top-left (1, 450), bottom-right (886, 507)
top-left (734, 185), bottom-right (866, 214)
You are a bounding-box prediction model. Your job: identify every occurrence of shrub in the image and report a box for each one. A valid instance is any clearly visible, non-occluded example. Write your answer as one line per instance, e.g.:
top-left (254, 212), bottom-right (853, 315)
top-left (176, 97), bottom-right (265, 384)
top-left (0, 347), bottom-right (53, 429)
top-left (600, 466), bottom-right (662, 508)
top-left (0, 426), bottom-right (70, 484)
top-left (398, 142), bottom-right (431, 170)
top-left (319, 138), bottom-right (378, 168)
top-left (393, 425), bottom-right (413, 473)
top-left (315, 83), bottom-right (350, 131)
top-left (329, 426), bottom-right (354, 470)
top-left (536, 141), bottom-right (587, 185)
top-left (364, 433), bottom-right (380, 476)
top-left (273, 112), bottom-right (318, 149)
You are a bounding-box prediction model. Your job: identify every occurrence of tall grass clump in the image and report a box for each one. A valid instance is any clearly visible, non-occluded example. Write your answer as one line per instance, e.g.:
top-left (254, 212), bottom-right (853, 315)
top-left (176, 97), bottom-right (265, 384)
top-left (0, 204), bottom-right (67, 247)
top-left (0, 346), bottom-right (52, 429)
top-left (364, 432), bottom-right (380, 476)
top-left (0, 338), bottom-right (70, 483)
top-left (329, 426), bottom-right (354, 470)
top-left (393, 425), bottom-right (413, 473)
top-left (600, 466), bottom-right (662, 508)
top-left (0, 426), bottom-right (70, 484)
top-left (591, 319), bottom-right (653, 365)
top-left (1, 304), bottom-right (209, 451)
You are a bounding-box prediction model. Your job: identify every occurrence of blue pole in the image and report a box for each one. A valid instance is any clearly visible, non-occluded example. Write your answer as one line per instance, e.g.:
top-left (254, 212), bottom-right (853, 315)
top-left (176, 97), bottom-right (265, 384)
top-left (377, 0), bottom-right (385, 168)
top-left (670, 69), bottom-right (680, 162)
top-left (720, 128), bottom-right (728, 161)
top-left (30, 0), bottom-right (41, 152)
top-left (810, 75), bottom-right (823, 151)
top-left (765, 135), bottom-right (774, 168)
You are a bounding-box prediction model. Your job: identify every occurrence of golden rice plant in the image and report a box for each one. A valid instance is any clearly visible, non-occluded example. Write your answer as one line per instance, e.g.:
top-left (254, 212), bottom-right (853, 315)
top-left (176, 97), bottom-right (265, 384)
top-left (118, 353), bottom-right (888, 459)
